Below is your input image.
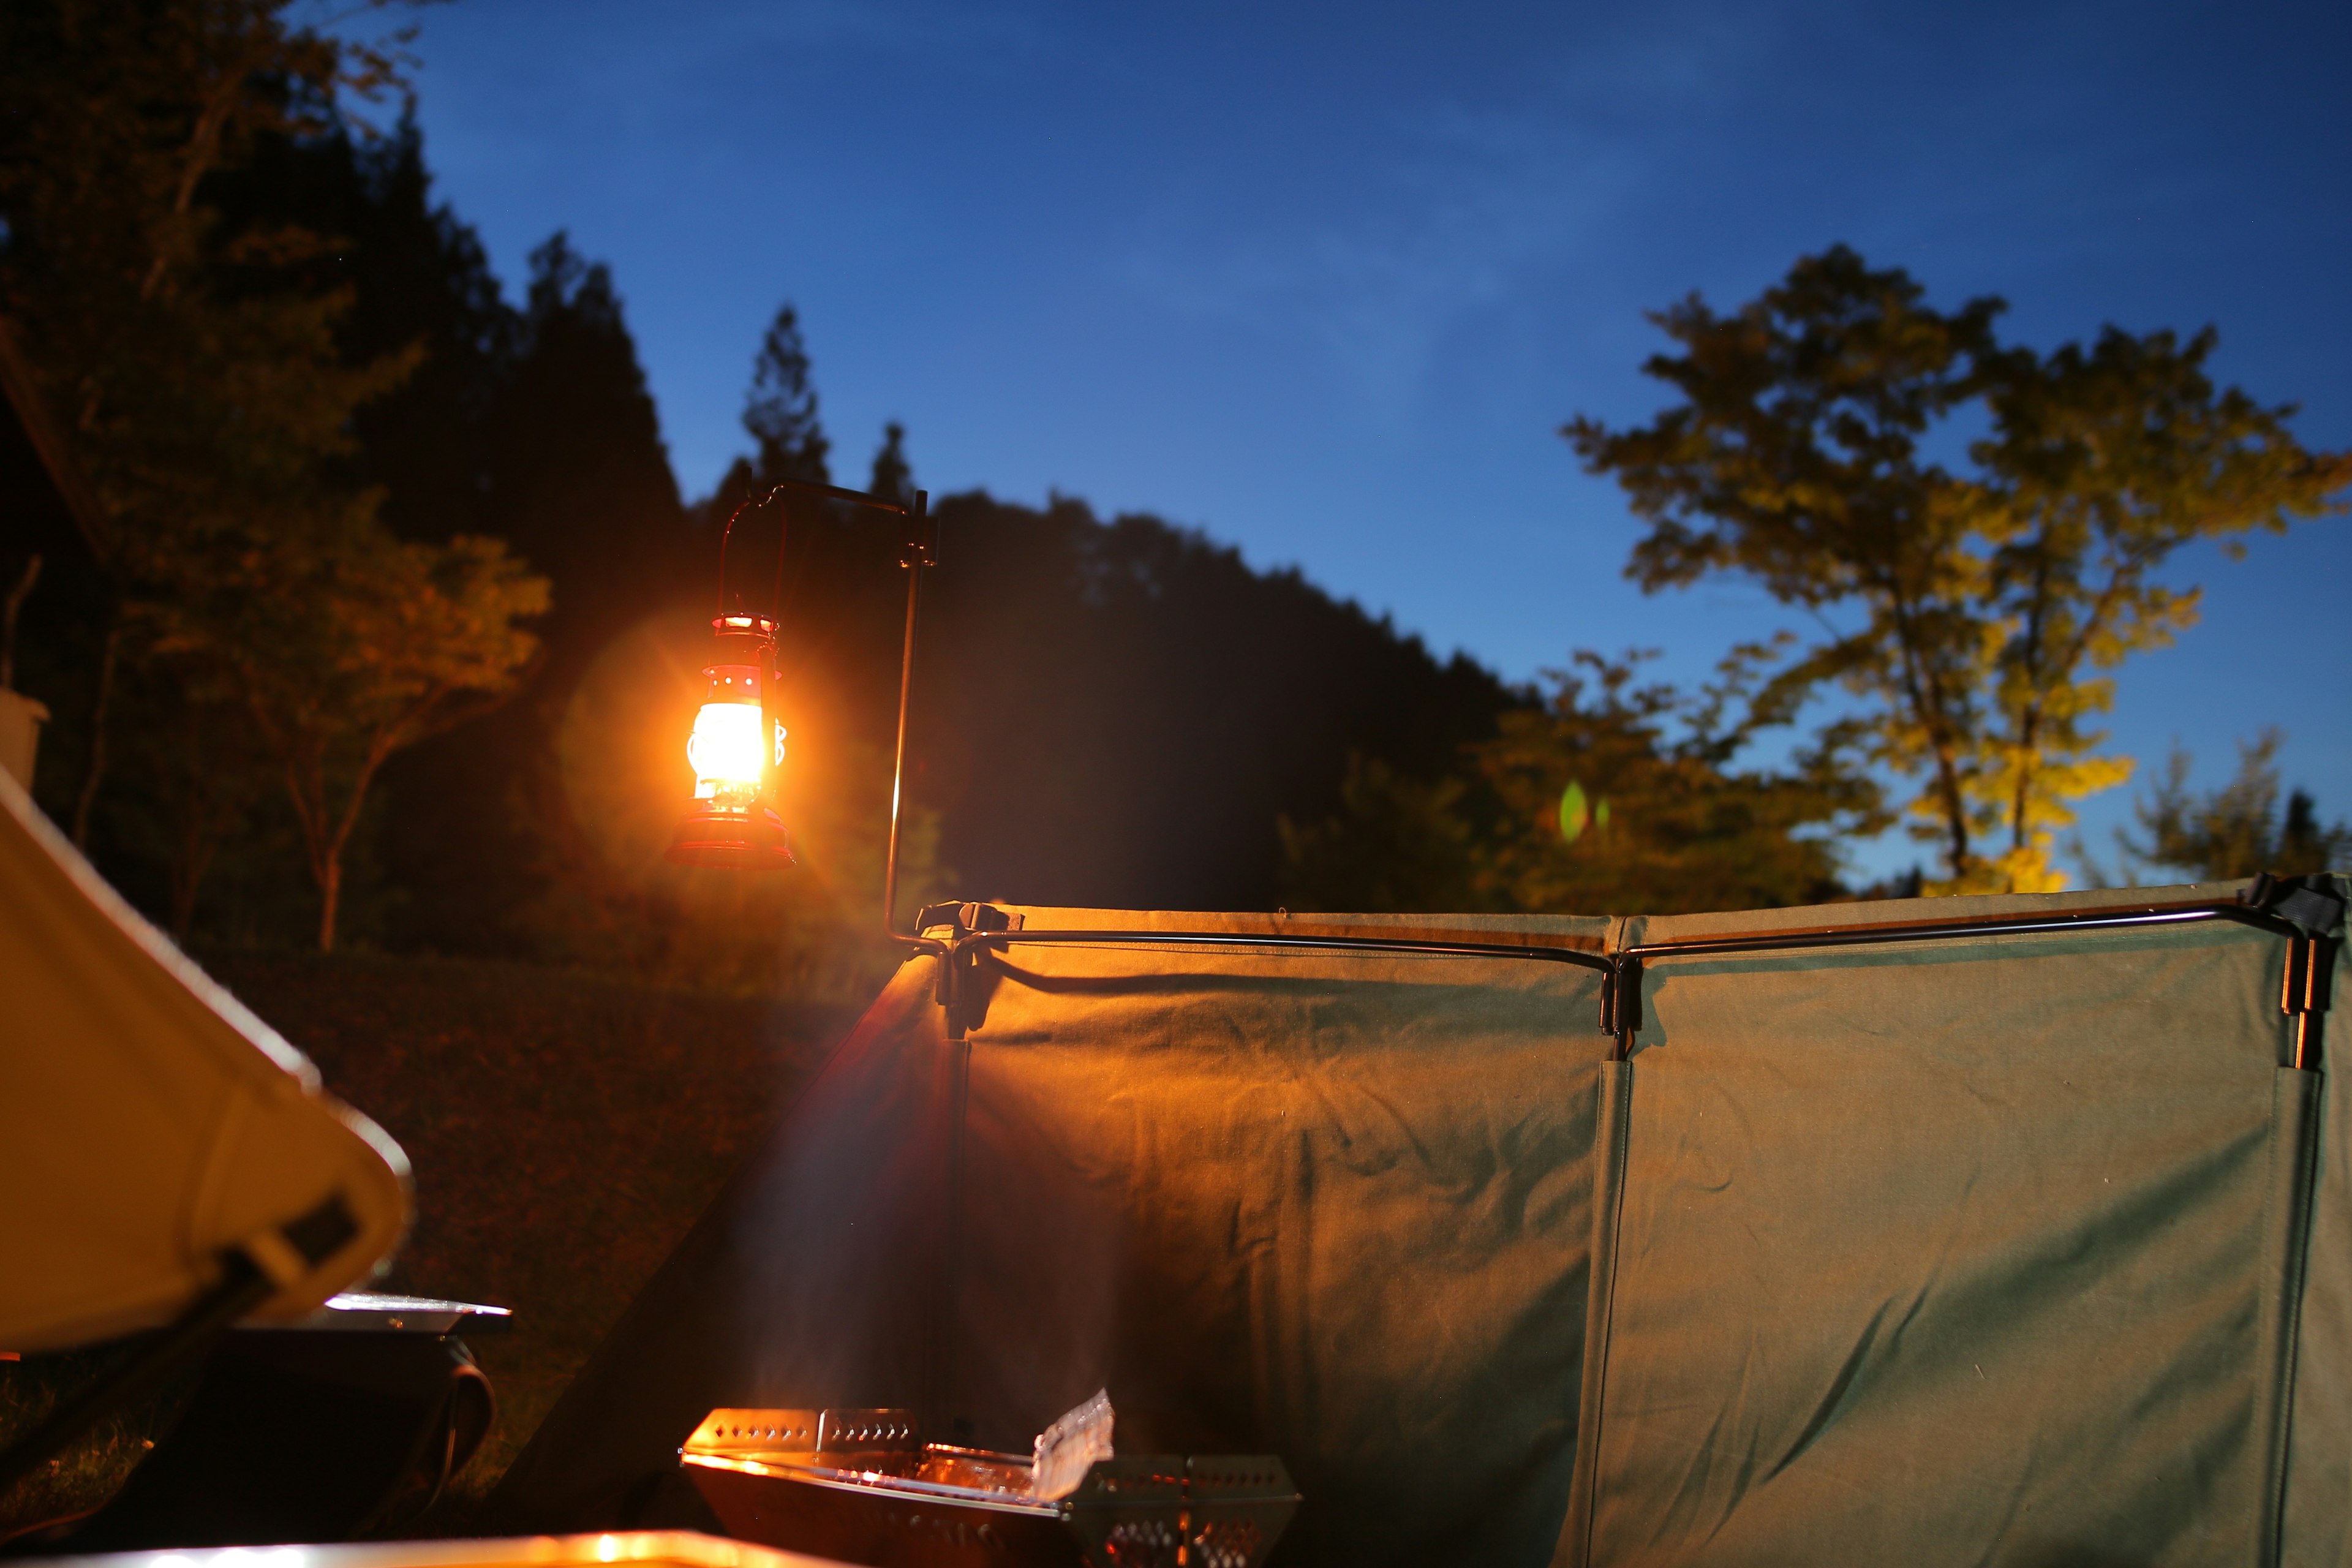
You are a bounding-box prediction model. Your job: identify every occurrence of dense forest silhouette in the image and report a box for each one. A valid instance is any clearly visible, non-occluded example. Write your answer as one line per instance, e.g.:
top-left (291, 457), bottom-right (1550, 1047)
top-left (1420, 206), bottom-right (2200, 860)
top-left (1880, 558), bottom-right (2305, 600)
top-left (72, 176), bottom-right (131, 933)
top-left (5, 116), bottom-right (1529, 971)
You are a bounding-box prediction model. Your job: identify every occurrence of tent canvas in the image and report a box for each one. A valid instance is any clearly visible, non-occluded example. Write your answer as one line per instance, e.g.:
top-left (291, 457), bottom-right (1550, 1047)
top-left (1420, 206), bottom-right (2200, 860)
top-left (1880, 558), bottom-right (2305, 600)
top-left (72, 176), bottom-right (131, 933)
top-left (0, 769), bottom-right (409, 1352)
top-left (490, 889), bottom-right (2345, 1567)
top-left (1566, 894), bottom-right (2341, 1567)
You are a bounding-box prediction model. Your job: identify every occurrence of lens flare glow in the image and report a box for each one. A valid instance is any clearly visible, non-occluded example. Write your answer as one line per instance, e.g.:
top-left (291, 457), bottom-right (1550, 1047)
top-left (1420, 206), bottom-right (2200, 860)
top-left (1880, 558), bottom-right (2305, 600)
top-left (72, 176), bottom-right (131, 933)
top-left (688, 700), bottom-right (765, 798)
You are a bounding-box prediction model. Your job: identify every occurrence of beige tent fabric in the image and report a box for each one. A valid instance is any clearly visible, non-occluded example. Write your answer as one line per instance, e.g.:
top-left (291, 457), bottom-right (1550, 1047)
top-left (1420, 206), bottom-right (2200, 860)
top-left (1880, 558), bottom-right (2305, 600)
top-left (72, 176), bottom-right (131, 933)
top-left (494, 889), bottom-right (2341, 1567)
top-left (0, 769), bottom-right (410, 1352)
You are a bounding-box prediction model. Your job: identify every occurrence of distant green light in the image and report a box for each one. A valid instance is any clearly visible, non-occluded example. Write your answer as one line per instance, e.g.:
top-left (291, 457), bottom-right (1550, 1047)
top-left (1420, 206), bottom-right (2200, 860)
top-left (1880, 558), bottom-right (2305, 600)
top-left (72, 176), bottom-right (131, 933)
top-left (1561, 781), bottom-right (1611, 843)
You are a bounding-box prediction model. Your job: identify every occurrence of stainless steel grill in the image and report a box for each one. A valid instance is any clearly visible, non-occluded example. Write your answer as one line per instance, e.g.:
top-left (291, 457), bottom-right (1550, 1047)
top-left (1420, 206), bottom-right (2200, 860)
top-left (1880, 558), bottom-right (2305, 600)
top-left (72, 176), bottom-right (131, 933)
top-left (679, 1408), bottom-right (1297, 1568)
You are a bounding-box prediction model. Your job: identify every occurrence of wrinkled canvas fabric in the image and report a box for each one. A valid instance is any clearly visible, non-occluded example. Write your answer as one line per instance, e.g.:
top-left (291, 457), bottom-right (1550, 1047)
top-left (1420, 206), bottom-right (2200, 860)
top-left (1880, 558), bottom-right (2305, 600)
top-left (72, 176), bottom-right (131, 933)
top-left (492, 893), bottom-right (2346, 1568)
top-left (1563, 897), bottom-right (2329, 1567)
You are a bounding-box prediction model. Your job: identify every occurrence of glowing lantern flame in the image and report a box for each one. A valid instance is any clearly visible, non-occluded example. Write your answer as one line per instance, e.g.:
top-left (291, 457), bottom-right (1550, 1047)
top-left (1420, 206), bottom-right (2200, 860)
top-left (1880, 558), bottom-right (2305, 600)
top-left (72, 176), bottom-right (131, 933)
top-left (688, 667), bottom-right (767, 799)
top-left (1561, 780), bottom-right (1611, 842)
top-left (668, 624), bottom-right (794, 868)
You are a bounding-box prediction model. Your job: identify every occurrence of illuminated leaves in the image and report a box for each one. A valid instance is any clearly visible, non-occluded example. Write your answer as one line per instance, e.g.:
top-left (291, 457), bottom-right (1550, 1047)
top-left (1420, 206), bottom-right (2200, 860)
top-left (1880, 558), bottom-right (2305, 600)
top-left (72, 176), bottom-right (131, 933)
top-left (2, 1), bottom-right (500, 944)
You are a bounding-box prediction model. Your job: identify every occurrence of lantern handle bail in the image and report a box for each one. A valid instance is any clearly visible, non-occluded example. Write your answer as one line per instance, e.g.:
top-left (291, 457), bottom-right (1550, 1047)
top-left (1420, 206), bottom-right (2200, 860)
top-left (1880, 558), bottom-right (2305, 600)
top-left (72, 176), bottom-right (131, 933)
top-left (716, 476), bottom-right (924, 621)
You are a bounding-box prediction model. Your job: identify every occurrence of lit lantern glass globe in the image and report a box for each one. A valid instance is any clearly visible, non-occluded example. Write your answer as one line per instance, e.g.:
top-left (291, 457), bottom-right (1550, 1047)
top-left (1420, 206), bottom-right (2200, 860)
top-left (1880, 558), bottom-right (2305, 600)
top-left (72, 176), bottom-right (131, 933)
top-left (687, 668), bottom-right (767, 800)
top-left (668, 615), bottom-right (795, 868)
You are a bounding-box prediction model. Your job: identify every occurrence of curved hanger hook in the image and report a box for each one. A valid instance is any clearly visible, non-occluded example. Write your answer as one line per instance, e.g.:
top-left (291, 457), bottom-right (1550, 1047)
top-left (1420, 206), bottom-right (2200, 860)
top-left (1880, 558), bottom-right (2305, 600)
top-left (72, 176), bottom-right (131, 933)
top-left (714, 477), bottom-right (919, 620)
top-left (715, 483), bottom-right (793, 622)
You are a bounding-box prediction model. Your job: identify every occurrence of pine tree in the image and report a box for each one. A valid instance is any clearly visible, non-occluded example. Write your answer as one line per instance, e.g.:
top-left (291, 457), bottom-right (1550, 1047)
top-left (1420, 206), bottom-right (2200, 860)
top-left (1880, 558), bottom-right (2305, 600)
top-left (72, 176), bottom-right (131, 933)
top-left (2120, 731), bottom-right (2351, 881)
top-left (492, 232), bottom-right (683, 647)
top-left (744, 303), bottom-right (829, 488)
top-left (869, 420), bottom-right (913, 505)
top-left (382, 230), bottom-right (682, 954)
top-left (227, 118), bottom-right (518, 546)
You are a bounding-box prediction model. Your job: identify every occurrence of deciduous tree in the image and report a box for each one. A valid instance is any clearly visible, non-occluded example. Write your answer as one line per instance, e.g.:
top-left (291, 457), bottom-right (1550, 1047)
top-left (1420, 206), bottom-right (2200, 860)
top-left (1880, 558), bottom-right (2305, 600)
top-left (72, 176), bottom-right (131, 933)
top-left (157, 527), bottom-right (547, 949)
top-left (1471, 651), bottom-right (1882, 913)
top-left (0, 0), bottom-right (428, 910)
top-left (1568, 246), bottom-right (2350, 893)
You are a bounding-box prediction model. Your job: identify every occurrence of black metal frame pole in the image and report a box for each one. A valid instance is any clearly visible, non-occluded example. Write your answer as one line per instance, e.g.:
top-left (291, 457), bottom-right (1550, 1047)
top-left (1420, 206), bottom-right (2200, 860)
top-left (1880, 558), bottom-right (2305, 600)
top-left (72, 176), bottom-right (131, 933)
top-left (884, 493), bottom-right (931, 940)
top-left (916, 896), bottom-right (2319, 1062)
top-left (704, 475), bottom-right (935, 940)
top-left (952, 927), bottom-right (1613, 973)
top-left (1602, 899), bottom-right (2304, 1060)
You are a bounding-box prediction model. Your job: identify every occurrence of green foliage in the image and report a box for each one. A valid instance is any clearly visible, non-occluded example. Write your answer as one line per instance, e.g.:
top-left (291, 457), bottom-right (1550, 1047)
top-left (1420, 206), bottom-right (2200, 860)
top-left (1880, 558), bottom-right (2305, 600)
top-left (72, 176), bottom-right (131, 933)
top-left (1279, 755), bottom-right (1485, 913)
top-left (1471, 652), bottom-right (1881, 914)
top-left (2114, 731), bottom-right (2350, 883)
top-left (0, 2), bottom-right (421, 545)
top-left (211, 118), bottom-right (523, 548)
top-left (1569, 244), bottom-right (2351, 895)
top-left (1279, 650), bottom-right (1885, 916)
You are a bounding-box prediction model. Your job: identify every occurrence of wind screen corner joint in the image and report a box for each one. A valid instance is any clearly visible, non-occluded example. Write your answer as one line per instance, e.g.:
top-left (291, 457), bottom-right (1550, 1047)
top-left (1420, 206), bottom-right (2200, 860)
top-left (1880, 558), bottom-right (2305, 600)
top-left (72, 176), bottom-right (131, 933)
top-left (1600, 956), bottom-right (1643, 1054)
top-left (2283, 933), bottom-right (2334, 1072)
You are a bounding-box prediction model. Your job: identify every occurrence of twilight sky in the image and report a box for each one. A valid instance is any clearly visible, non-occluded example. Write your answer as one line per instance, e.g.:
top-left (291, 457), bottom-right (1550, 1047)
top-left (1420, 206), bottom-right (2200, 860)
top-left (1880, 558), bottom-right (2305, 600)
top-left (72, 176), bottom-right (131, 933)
top-left (382, 0), bottom-right (2350, 882)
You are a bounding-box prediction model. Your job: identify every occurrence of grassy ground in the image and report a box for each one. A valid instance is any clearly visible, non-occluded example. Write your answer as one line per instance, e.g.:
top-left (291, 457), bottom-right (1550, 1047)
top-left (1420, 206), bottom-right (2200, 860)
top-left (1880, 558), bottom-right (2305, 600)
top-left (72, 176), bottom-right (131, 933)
top-left (209, 951), bottom-right (865, 1515)
top-left (0, 1349), bottom-right (201, 1545)
top-left (1, 951), bottom-right (863, 1539)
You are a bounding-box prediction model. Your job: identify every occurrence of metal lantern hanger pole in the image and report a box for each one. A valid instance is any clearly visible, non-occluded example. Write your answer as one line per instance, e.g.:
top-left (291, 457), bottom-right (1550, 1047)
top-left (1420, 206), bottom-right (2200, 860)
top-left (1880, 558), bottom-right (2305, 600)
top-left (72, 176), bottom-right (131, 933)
top-left (697, 477), bottom-right (935, 940)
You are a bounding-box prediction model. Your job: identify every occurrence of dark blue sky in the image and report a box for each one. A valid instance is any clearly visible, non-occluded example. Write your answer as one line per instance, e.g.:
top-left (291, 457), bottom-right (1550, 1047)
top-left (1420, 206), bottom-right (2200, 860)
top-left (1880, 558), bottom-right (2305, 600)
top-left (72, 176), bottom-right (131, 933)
top-left (388, 0), bottom-right (2350, 882)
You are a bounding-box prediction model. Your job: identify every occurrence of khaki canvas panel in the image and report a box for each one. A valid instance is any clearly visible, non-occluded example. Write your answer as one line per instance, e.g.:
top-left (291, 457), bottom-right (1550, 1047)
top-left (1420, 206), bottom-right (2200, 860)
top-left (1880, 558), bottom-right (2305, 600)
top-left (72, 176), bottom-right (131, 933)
top-left (491, 910), bottom-right (1612, 1568)
top-left (1560, 887), bottom-right (2342, 1568)
top-left (0, 770), bottom-right (409, 1350)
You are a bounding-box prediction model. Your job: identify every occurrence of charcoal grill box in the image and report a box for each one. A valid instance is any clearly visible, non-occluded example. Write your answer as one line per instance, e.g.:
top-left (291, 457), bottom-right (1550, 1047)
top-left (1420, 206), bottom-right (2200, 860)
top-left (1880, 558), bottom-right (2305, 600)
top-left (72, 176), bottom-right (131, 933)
top-left (679, 1408), bottom-right (1296, 1568)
